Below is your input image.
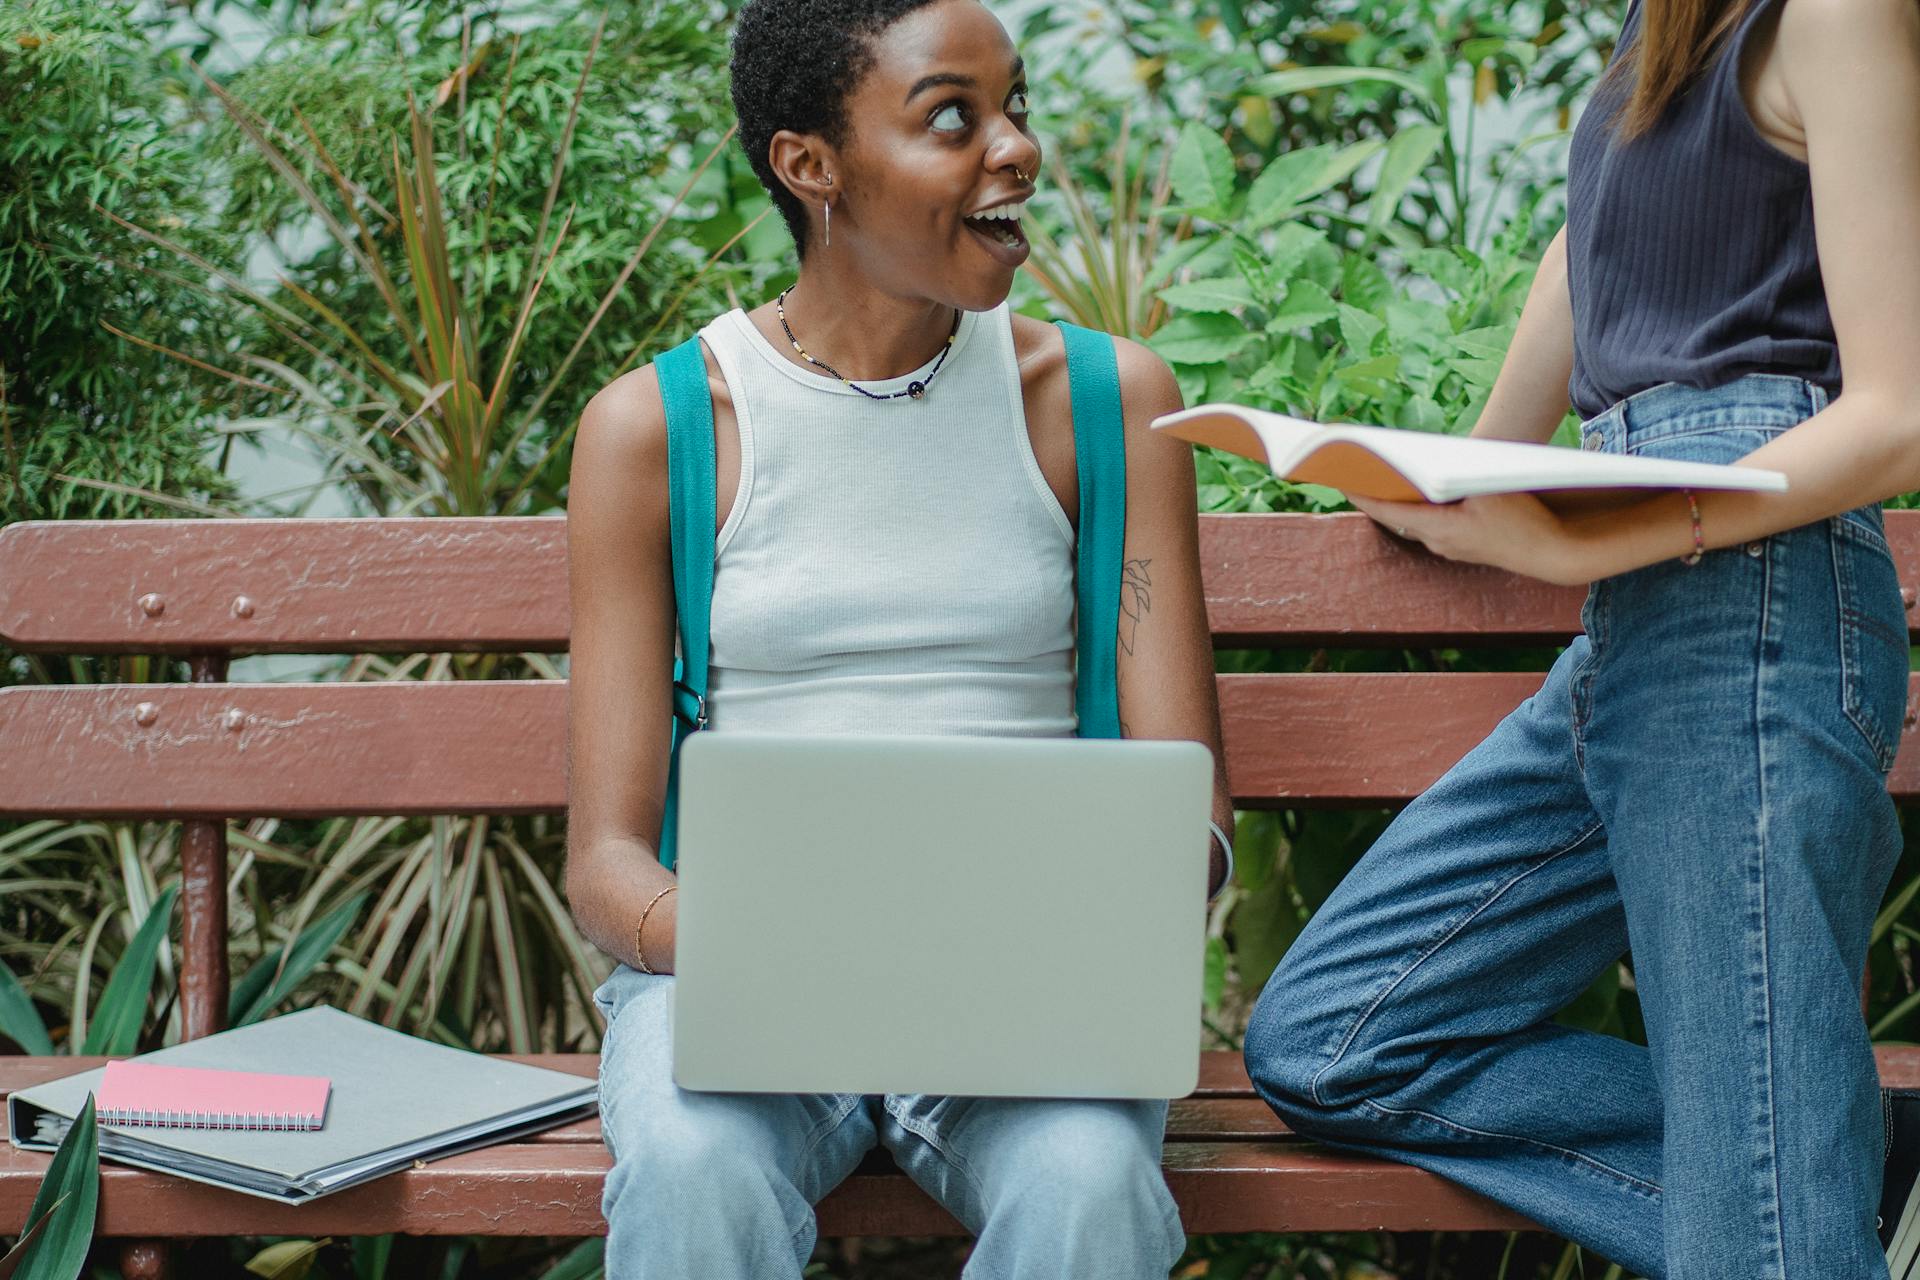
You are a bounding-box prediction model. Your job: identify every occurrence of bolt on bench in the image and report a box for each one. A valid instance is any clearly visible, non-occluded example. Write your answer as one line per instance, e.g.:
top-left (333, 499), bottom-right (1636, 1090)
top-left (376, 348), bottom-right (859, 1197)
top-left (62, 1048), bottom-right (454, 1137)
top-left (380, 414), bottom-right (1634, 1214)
top-left (2, 512), bottom-right (1917, 1276)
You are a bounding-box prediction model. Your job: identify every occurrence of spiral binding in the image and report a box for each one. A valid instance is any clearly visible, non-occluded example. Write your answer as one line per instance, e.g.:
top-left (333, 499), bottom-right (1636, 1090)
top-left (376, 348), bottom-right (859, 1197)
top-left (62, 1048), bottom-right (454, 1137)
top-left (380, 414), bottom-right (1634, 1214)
top-left (96, 1108), bottom-right (321, 1130)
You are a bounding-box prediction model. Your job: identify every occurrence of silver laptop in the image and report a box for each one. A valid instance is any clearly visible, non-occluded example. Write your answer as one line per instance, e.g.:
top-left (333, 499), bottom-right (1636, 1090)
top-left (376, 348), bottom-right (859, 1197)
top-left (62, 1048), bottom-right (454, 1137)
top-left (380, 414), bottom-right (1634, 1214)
top-left (671, 733), bottom-right (1214, 1099)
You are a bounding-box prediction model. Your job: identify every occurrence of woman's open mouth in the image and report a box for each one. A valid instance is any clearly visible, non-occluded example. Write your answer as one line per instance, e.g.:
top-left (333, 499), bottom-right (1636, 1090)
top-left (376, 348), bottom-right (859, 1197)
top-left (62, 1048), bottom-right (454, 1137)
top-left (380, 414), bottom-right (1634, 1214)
top-left (963, 202), bottom-right (1030, 267)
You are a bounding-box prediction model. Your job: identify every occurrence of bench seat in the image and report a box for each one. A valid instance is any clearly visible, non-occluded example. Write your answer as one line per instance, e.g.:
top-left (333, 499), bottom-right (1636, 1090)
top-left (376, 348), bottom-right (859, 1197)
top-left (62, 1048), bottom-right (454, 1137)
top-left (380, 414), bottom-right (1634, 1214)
top-left (6, 1048), bottom-right (1919, 1239)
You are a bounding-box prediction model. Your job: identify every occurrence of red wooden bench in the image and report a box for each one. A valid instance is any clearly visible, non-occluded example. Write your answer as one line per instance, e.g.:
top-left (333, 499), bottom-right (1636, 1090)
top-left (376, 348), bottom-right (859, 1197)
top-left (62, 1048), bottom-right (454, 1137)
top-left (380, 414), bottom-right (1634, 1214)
top-left (2, 511), bottom-right (1917, 1277)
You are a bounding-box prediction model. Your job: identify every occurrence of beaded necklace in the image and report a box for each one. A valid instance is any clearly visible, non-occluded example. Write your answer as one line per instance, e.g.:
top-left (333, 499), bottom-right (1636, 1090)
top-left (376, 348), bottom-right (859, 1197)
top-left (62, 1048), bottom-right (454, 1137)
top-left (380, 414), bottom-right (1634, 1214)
top-left (774, 286), bottom-right (960, 401)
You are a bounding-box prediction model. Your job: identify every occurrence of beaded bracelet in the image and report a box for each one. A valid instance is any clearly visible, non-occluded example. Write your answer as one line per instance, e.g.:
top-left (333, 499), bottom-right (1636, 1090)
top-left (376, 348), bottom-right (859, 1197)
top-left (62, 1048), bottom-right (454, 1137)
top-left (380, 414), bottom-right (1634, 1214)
top-left (634, 884), bottom-right (678, 975)
top-left (1680, 489), bottom-right (1704, 566)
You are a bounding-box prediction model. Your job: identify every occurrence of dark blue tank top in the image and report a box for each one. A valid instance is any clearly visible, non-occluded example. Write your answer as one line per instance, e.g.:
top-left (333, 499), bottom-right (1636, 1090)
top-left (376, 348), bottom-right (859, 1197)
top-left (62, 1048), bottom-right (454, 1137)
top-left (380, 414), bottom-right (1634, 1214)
top-left (1564, 0), bottom-right (1839, 419)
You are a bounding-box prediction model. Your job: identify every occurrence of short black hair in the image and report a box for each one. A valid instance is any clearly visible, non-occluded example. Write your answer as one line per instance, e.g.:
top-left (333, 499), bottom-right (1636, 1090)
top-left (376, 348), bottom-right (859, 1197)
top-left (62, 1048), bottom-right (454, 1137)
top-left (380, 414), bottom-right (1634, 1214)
top-left (730, 0), bottom-right (951, 259)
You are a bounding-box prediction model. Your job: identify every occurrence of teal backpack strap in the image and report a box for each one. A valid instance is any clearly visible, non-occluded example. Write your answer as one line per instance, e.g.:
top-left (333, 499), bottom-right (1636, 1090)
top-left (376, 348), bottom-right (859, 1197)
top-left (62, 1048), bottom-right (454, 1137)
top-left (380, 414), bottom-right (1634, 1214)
top-left (655, 336), bottom-right (716, 871)
top-left (1054, 321), bottom-right (1127, 740)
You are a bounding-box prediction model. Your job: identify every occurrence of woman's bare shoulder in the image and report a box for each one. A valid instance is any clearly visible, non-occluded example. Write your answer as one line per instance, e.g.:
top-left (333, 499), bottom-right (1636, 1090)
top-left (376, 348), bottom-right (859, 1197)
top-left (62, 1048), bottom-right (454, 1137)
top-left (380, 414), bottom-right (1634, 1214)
top-left (574, 365), bottom-right (668, 485)
top-left (1776, 0), bottom-right (1920, 97)
top-left (1110, 334), bottom-right (1181, 416)
top-left (1010, 312), bottom-right (1067, 374)
top-left (1011, 315), bottom-right (1180, 421)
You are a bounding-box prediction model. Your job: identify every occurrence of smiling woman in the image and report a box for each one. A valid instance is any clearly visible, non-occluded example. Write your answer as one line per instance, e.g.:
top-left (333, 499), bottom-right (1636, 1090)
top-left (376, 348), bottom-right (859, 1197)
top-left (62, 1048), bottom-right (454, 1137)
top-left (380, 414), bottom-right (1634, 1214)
top-left (561, 0), bottom-right (1235, 1276)
top-left (732, 0), bottom-right (1043, 327)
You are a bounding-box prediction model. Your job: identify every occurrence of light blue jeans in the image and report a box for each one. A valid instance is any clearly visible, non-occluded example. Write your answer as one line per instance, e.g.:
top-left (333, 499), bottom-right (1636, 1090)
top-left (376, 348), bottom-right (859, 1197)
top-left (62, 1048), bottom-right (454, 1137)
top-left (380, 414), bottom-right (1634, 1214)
top-left (593, 964), bottom-right (1185, 1279)
top-left (1245, 376), bottom-right (1909, 1279)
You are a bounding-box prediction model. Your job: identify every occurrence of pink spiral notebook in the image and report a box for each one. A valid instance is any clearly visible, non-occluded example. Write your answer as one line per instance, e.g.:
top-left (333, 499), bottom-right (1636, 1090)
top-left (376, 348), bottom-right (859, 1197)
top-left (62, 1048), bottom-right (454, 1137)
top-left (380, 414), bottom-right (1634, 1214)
top-left (95, 1061), bottom-right (331, 1131)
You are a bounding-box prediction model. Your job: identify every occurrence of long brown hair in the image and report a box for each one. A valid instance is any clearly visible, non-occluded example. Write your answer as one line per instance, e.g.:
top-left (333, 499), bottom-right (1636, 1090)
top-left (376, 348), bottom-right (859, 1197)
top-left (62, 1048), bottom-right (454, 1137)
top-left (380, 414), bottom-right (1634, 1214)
top-left (1606, 0), bottom-right (1758, 138)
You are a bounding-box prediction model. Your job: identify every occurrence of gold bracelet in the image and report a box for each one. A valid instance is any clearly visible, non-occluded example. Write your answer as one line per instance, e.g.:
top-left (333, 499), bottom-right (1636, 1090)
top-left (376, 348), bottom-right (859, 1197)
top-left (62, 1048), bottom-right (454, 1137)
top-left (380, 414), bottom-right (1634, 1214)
top-left (634, 885), bottom-right (678, 975)
top-left (1680, 489), bottom-right (1704, 565)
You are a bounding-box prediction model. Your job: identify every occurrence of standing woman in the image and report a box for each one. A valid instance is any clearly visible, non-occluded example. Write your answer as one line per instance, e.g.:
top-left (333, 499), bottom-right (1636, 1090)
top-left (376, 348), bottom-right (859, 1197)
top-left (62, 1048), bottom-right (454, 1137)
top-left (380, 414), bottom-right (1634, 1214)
top-left (564, 1), bottom-right (1233, 1276)
top-left (1243, 0), bottom-right (1920, 1276)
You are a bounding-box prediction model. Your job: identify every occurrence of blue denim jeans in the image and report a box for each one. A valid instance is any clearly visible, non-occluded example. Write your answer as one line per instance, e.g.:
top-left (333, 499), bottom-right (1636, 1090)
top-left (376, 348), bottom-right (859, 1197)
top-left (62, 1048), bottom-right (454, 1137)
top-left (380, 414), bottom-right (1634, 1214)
top-left (593, 964), bottom-right (1184, 1279)
top-left (1244, 376), bottom-right (1908, 1279)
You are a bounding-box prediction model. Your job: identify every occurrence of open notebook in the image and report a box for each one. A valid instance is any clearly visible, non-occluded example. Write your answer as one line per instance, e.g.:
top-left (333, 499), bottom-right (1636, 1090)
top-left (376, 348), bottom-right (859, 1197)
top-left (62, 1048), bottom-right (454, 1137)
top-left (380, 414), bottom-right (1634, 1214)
top-left (1153, 404), bottom-right (1789, 505)
top-left (9, 1006), bottom-right (595, 1204)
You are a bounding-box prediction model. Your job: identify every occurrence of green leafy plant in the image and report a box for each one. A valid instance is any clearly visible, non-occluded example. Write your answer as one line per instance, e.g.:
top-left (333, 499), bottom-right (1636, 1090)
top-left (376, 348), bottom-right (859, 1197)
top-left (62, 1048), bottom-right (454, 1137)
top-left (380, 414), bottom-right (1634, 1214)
top-left (1, 808), bottom-right (581, 1060)
top-left (537, 1240), bottom-right (603, 1280)
top-left (0, 0), bottom-right (239, 522)
top-left (1147, 124), bottom-right (1563, 521)
top-left (153, 0), bottom-right (758, 518)
top-left (0, 4), bottom-right (746, 1066)
top-left (0, 828), bottom-right (188, 1056)
top-left (1022, 0), bottom-right (1619, 249)
top-left (145, 652), bottom-right (602, 1059)
top-left (229, 893), bottom-right (369, 1028)
top-left (1020, 113), bottom-right (1193, 340)
top-left (119, 49), bottom-right (751, 517)
top-left (0, 1096), bottom-right (98, 1280)
top-left (0, 820), bottom-right (368, 1055)
top-left (77, 884), bottom-right (178, 1056)
top-left (0, 962), bottom-right (53, 1057)
top-left (60, 8), bottom-right (763, 1061)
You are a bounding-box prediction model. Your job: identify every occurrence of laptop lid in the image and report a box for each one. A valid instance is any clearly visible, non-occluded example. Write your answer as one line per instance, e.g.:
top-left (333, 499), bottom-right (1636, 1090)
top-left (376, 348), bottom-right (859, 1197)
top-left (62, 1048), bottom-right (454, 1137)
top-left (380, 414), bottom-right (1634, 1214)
top-left (671, 733), bottom-right (1213, 1099)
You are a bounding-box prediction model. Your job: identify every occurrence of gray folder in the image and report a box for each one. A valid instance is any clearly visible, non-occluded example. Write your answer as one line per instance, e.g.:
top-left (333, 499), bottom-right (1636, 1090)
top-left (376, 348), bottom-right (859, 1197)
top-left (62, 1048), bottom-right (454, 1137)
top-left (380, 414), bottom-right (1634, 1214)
top-left (6, 1005), bottom-right (596, 1204)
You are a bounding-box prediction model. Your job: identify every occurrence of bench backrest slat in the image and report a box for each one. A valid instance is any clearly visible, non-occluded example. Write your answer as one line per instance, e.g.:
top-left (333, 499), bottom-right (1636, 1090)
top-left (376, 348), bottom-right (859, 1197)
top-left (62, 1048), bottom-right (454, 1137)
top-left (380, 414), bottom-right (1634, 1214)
top-left (6, 672), bottom-right (1919, 816)
top-left (6, 512), bottom-right (1769, 652)
top-left (0, 518), bottom-right (570, 654)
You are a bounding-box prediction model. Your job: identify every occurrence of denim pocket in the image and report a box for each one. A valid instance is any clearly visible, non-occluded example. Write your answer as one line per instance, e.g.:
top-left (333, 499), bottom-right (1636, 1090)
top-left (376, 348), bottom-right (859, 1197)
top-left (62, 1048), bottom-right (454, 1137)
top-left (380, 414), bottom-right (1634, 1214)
top-left (1833, 509), bottom-right (1909, 773)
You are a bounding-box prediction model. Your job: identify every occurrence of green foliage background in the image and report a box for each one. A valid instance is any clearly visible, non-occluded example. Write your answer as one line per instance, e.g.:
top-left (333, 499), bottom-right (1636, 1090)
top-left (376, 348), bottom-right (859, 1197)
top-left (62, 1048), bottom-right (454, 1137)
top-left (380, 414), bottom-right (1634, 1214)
top-left (205, 0), bottom-right (749, 513)
top-left (0, 0), bottom-right (241, 521)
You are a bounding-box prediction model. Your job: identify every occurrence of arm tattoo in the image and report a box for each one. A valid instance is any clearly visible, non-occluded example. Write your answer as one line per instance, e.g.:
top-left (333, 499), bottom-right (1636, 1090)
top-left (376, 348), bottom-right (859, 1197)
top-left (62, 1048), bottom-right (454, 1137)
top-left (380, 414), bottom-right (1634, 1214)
top-left (1119, 557), bottom-right (1152, 658)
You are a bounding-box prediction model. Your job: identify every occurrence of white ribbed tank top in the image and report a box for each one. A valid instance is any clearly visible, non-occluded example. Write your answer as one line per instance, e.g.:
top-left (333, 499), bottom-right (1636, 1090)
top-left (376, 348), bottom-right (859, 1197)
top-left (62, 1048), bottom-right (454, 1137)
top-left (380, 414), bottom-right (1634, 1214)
top-left (695, 302), bottom-right (1077, 738)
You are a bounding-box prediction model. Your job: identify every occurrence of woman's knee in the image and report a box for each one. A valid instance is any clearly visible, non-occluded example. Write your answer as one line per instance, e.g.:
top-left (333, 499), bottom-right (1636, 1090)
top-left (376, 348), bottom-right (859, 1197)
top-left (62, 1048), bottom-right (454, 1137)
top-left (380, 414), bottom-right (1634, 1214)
top-left (601, 1095), bottom-right (796, 1218)
top-left (977, 1107), bottom-right (1184, 1269)
top-left (985, 1103), bottom-right (1172, 1217)
top-left (600, 1110), bottom-right (816, 1280)
top-left (1244, 955), bottom-right (1336, 1103)
top-left (1242, 955), bottom-right (1403, 1136)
